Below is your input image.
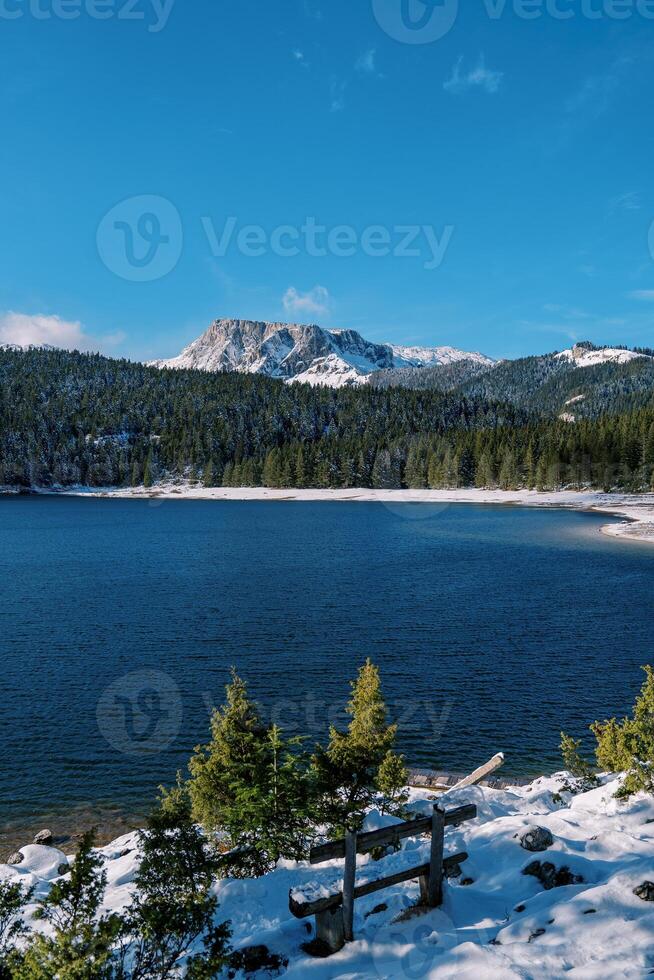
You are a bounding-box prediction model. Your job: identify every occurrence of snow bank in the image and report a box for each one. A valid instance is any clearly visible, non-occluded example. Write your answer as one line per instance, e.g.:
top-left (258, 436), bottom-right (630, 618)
top-left (2, 775), bottom-right (654, 977)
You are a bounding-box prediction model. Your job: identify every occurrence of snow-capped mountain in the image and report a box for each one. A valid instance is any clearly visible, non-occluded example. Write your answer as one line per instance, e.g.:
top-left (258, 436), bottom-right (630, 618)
top-left (149, 318), bottom-right (494, 388)
top-left (556, 343), bottom-right (652, 369)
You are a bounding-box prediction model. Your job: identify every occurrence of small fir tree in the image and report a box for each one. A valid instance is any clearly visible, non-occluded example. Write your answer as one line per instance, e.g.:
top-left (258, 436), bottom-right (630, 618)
top-left (16, 831), bottom-right (120, 980)
top-left (558, 732), bottom-right (599, 794)
top-left (592, 665), bottom-right (654, 798)
top-left (313, 659), bottom-right (400, 834)
top-left (188, 671), bottom-right (313, 876)
top-left (0, 881), bottom-right (33, 979)
top-left (376, 750), bottom-right (410, 816)
top-left (113, 787), bottom-right (231, 980)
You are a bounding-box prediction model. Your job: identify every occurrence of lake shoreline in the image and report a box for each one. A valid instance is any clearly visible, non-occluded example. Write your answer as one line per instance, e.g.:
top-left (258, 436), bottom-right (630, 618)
top-left (5, 483), bottom-right (654, 545)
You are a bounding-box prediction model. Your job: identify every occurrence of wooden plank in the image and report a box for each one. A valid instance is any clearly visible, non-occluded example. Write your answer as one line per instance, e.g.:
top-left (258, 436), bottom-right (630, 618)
top-left (342, 832), bottom-right (356, 942)
top-left (428, 805), bottom-right (445, 908)
top-left (309, 803), bottom-right (476, 864)
top-left (444, 753), bottom-right (505, 794)
top-left (289, 852), bottom-right (468, 918)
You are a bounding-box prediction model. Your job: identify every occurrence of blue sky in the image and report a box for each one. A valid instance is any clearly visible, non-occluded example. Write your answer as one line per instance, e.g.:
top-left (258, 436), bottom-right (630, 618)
top-left (1, 0), bottom-right (653, 361)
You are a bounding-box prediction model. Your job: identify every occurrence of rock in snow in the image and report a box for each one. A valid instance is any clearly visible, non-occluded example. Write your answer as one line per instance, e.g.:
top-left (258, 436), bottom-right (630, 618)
top-left (149, 318), bottom-right (494, 388)
top-left (32, 829), bottom-right (53, 846)
top-left (519, 826), bottom-right (554, 852)
top-left (2, 774), bottom-right (654, 977)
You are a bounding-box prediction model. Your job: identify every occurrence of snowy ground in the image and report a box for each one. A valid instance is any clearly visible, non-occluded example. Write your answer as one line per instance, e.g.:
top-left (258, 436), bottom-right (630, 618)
top-left (3, 774), bottom-right (654, 978)
top-left (20, 484), bottom-right (654, 546)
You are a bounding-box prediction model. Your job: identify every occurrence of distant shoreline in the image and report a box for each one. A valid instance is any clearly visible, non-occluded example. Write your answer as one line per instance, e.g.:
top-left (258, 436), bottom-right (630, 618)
top-left (4, 483), bottom-right (654, 545)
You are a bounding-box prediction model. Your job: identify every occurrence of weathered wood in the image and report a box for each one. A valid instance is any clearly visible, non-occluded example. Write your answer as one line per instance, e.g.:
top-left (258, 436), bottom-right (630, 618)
top-left (309, 803), bottom-right (476, 864)
top-left (315, 907), bottom-right (345, 954)
top-left (428, 805), bottom-right (445, 907)
top-left (418, 873), bottom-right (430, 905)
top-left (342, 832), bottom-right (356, 943)
top-left (445, 753), bottom-right (505, 794)
top-left (289, 852), bottom-right (468, 918)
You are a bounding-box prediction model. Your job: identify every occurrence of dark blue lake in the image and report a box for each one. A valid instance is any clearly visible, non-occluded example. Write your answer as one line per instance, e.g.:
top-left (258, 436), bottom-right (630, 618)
top-left (1, 496), bottom-right (653, 846)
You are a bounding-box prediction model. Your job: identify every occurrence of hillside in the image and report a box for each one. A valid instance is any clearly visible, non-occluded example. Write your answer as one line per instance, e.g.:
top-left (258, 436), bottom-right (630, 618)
top-left (1, 347), bottom-right (654, 492)
top-left (374, 343), bottom-right (654, 420)
top-left (3, 775), bottom-right (654, 978)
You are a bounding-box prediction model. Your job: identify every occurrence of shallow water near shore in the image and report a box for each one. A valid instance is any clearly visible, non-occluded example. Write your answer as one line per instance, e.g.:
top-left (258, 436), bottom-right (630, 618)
top-left (1, 495), bottom-right (653, 851)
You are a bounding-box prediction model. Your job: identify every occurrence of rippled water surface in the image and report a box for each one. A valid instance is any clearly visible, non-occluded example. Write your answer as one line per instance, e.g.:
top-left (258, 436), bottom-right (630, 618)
top-left (1, 496), bottom-right (653, 840)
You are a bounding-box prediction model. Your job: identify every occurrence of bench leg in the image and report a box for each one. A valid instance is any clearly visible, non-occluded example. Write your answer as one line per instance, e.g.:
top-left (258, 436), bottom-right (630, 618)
top-left (315, 907), bottom-right (345, 954)
top-left (419, 873), bottom-right (430, 905)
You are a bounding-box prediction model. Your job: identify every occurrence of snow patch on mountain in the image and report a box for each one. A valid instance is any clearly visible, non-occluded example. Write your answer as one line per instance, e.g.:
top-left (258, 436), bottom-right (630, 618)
top-left (149, 319), bottom-right (495, 388)
top-left (388, 344), bottom-right (493, 369)
top-left (556, 344), bottom-right (651, 369)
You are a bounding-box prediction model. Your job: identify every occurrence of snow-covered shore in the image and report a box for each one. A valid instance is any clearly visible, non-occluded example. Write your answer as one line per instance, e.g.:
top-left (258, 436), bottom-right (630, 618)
top-left (14, 484), bottom-right (654, 546)
top-left (3, 774), bottom-right (654, 977)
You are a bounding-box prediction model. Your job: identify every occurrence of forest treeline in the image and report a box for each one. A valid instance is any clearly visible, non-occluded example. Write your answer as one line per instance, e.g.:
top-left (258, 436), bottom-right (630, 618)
top-left (1, 347), bottom-right (654, 492)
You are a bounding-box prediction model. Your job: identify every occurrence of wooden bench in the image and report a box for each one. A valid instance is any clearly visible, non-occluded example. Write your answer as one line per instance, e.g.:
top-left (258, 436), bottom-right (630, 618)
top-left (289, 802), bottom-right (476, 954)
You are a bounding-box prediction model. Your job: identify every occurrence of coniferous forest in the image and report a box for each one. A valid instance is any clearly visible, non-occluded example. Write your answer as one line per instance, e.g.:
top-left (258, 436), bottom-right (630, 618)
top-left (1, 346), bottom-right (654, 492)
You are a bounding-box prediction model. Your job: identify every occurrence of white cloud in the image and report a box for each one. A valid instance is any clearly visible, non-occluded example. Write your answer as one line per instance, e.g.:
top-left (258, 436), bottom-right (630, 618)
top-left (283, 286), bottom-right (331, 318)
top-left (292, 50), bottom-right (308, 69)
top-left (608, 191), bottom-right (641, 214)
top-left (0, 312), bottom-right (125, 352)
top-left (444, 56), bottom-right (503, 96)
top-left (565, 58), bottom-right (631, 120)
top-left (629, 290), bottom-right (654, 301)
top-left (330, 78), bottom-right (346, 112)
top-left (355, 49), bottom-right (376, 74)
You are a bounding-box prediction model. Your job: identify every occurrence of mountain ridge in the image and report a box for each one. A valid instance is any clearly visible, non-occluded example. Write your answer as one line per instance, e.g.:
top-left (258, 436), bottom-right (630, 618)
top-left (148, 317), bottom-right (495, 387)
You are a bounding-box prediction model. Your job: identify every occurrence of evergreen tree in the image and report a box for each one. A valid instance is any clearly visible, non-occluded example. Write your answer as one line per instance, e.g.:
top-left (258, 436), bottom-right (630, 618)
top-left (113, 788), bottom-right (231, 979)
top-left (0, 881), bottom-right (33, 979)
top-left (16, 832), bottom-right (120, 979)
top-left (188, 671), bottom-right (313, 876)
top-left (475, 451), bottom-right (495, 488)
top-left (143, 450), bottom-right (154, 489)
top-left (592, 665), bottom-right (654, 798)
top-left (202, 459), bottom-right (215, 488)
top-left (312, 660), bottom-right (400, 834)
top-left (376, 750), bottom-right (410, 817)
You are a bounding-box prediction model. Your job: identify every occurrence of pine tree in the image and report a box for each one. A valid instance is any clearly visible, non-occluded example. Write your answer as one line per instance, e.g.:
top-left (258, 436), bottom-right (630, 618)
top-left (202, 459), bottom-right (215, 487)
top-left (294, 446), bottom-right (306, 488)
top-left (16, 831), bottom-right (120, 979)
top-left (475, 451), bottom-right (495, 488)
top-left (188, 671), bottom-right (313, 876)
top-left (113, 788), bottom-right (231, 979)
top-left (143, 450), bottom-right (154, 489)
top-left (376, 750), bottom-right (410, 816)
top-left (0, 881), bottom-right (33, 979)
top-left (312, 660), bottom-right (399, 834)
top-left (592, 665), bottom-right (654, 798)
